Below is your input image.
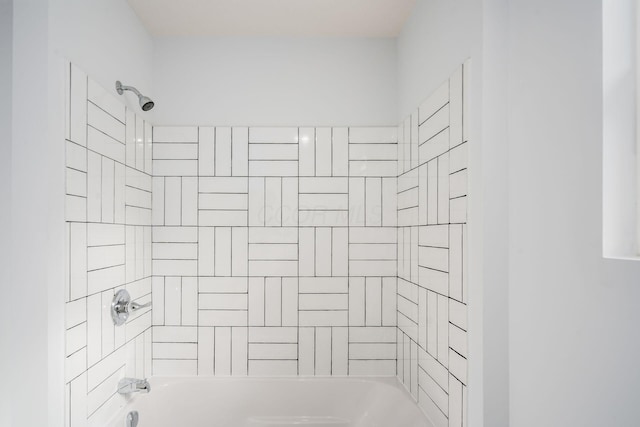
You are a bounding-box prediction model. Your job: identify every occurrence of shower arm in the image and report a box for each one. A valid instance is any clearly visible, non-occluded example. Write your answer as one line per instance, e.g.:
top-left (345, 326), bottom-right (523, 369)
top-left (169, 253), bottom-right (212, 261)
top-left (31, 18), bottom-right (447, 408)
top-left (116, 81), bottom-right (142, 97)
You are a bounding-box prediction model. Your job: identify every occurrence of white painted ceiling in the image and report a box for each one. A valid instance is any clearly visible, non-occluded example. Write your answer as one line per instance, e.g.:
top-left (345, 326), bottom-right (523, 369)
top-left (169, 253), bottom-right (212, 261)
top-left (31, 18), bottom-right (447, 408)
top-left (127, 0), bottom-right (416, 37)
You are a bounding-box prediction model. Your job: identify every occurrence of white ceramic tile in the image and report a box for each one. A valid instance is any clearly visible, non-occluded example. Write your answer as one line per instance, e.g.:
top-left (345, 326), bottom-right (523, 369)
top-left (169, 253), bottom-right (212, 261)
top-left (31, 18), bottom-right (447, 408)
top-left (299, 127), bottom-right (315, 177)
top-left (418, 387), bottom-right (448, 427)
top-left (87, 151), bottom-right (102, 222)
top-left (164, 177), bottom-right (182, 226)
top-left (282, 178), bottom-right (298, 226)
top-left (232, 127), bottom-right (249, 176)
top-left (153, 342), bottom-right (197, 359)
top-left (348, 277), bottom-right (365, 326)
top-left (231, 327), bottom-right (249, 376)
top-left (418, 366), bottom-right (448, 417)
top-left (250, 143), bottom-right (298, 161)
top-left (249, 360), bottom-right (298, 376)
top-left (348, 360), bottom-right (395, 376)
top-left (248, 278), bottom-right (265, 326)
top-left (449, 142), bottom-right (468, 174)
top-left (264, 177), bottom-right (282, 226)
top-left (153, 360), bottom-right (197, 376)
top-left (299, 311), bottom-right (348, 327)
top-left (427, 290), bottom-right (438, 357)
top-left (249, 227), bottom-right (298, 243)
top-left (248, 177), bottom-right (265, 226)
top-left (198, 127), bottom-right (215, 176)
top-left (249, 127), bottom-right (298, 144)
top-left (449, 373), bottom-right (464, 427)
top-left (125, 109), bottom-right (136, 167)
top-left (264, 278), bottom-right (282, 326)
top-left (438, 153), bottom-right (450, 224)
top-left (66, 322), bottom-right (87, 357)
top-left (332, 327), bottom-right (349, 375)
top-left (449, 299), bottom-right (467, 331)
top-left (350, 144), bottom-right (397, 161)
top-left (437, 294), bottom-right (449, 367)
top-left (215, 127), bottom-right (232, 176)
top-left (232, 227), bottom-right (248, 276)
top-left (88, 102), bottom-right (125, 143)
top-left (299, 277), bottom-right (348, 294)
top-left (349, 260), bottom-right (395, 277)
top-left (315, 127), bottom-right (332, 176)
top-left (152, 143), bottom-right (198, 160)
top-left (69, 372), bottom-right (87, 427)
top-left (381, 178), bottom-right (397, 227)
top-left (153, 160), bottom-right (198, 176)
top-left (365, 178), bottom-right (382, 226)
top-left (66, 140), bottom-right (87, 171)
top-left (182, 277), bottom-right (198, 325)
top-left (153, 326), bottom-right (198, 342)
top-left (420, 127), bottom-right (449, 166)
top-left (164, 277), bottom-right (182, 326)
top-left (249, 161), bottom-right (298, 176)
top-left (144, 121), bottom-right (153, 175)
top-left (332, 127), bottom-right (349, 176)
top-left (331, 228), bottom-right (348, 276)
top-left (449, 348), bottom-right (467, 385)
top-left (87, 126), bottom-right (125, 164)
top-left (349, 127), bottom-right (397, 144)
top-left (411, 111), bottom-right (419, 170)
top-left (349, 161), bottom-right (397, 177)
top-left (449, 224), bottom-right (463, 301)
top-left (153, 126), bottom-right (199, 143)
top-left (215, 327), bottom-right (232, 375)
top-left (315, 228), bottom-right (332, 276)
top-left (69, 64), bottom-right (87, 147)
top-left (181, 177), bottom-right (198, 225)
top-left (299, 294), bottom-right (348, 311)
top-left (298, 227), bottom-right (315, 276)
top-left (419, 80), bottom-right (449, 124)
top-left (69, 223), bottom-right (88, 300)
top-left (349, 178), bottom-right (365, 226)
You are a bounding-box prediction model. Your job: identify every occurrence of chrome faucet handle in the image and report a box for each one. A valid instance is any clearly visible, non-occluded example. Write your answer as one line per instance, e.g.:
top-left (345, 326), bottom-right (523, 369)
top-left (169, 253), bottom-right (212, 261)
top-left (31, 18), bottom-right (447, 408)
top-left (129, 300), bottom-right (152, 312)
top-left (111, 289), bottom-right (152, 326)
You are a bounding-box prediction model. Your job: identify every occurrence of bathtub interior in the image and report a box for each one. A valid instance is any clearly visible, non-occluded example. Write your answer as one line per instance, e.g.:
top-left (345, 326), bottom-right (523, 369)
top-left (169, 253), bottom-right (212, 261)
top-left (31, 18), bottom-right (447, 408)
top-left (107, 377), bottom-right (432, 427)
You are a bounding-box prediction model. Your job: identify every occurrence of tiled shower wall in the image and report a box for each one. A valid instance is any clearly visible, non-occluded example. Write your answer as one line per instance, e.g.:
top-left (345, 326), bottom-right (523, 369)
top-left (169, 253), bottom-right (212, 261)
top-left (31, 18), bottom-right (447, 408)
top-left (150, 126), bottom-right (399, 376)
top-left (63, 60), bottom-right (469, 426)
top-left (396, 63), bottom-right (469, 426)
top-left (64, 64), bottom-right (153, 427)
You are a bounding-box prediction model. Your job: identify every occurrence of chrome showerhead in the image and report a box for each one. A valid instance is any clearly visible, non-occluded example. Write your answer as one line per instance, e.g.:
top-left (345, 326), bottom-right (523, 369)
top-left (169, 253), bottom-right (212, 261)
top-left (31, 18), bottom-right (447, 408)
top-left (115, 80), bottom-right (155, 112)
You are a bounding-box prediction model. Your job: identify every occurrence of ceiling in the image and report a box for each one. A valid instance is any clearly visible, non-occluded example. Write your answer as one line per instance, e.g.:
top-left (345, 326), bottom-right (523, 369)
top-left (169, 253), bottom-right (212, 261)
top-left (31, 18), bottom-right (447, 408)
top-left (127, 0), bottom-right (416, 37)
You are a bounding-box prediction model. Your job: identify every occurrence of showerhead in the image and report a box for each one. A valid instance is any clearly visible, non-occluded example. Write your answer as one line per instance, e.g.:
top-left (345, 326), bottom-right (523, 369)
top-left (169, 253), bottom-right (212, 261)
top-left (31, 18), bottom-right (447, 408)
top-left (115, 81), bottom-right (155, 112)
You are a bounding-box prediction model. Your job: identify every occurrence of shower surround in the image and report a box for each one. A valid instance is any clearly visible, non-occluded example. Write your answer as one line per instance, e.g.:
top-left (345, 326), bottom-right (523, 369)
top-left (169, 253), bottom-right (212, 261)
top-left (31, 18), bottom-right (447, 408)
top-left (149, 124), bottom-right (398, 377)
top-left (64, 61), bottom-right (468, 427)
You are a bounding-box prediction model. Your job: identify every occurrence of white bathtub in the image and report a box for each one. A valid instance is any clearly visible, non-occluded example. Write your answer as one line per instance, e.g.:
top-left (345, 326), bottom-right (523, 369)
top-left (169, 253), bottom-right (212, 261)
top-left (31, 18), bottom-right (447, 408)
top-left (107, 377), bottom-right (432, 427)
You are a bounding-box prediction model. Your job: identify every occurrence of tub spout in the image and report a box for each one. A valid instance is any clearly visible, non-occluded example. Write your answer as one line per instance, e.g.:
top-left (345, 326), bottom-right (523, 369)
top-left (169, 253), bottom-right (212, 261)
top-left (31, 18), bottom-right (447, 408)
top-left (118, 378), bottom-right (151, 395)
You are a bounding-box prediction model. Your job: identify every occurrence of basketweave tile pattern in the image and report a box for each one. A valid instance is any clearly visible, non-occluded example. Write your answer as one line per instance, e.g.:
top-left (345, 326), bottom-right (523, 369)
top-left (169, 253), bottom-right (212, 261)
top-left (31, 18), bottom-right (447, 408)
top-left (396, 62), bottom-right (470, 427)
top-left (63, 60), bottom-right (469, 427)
top-left (151, 125), bottom-right (399, 378)
top-left (64, 63), bottom-right (153, 427)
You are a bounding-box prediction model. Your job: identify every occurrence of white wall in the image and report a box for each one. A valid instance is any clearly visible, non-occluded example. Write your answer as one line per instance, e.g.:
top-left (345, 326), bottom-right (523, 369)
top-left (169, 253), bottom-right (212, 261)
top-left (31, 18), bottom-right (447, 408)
top-left (151, 37), bottom-right (397, 126)
top-left (507, 1), bottom-right (640, 426)
top-left (10, 1), bottom-right (56, 427)
top-left (0, 1), bottom-right (12, 426)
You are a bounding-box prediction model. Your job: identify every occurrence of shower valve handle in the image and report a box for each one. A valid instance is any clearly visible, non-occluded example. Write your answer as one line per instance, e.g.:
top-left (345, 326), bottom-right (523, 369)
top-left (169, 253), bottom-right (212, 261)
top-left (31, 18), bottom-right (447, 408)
top-left (111, 289), bottom-right (152, 326)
